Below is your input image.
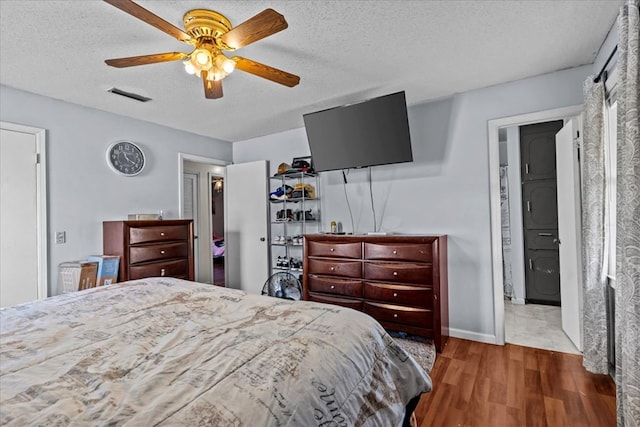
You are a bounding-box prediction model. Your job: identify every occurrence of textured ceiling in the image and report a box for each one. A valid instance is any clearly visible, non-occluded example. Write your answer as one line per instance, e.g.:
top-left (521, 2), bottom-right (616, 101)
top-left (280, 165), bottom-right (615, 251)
top-left (0, 1), bottom-right (621, 142)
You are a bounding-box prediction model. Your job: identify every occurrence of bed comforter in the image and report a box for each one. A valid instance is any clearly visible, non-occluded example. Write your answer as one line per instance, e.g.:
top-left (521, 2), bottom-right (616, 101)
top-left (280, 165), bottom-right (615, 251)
top-left (0, 277), bottom-right (431, 426)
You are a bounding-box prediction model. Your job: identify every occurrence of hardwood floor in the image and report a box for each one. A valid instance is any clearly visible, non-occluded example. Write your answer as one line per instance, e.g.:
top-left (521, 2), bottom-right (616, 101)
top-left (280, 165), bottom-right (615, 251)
top-left (413, 338), bottom-right (616, 426)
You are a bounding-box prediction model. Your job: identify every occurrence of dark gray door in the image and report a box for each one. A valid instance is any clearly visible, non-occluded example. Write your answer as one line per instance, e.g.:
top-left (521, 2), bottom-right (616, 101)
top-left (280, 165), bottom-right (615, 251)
top-left (520, 121), bottom-right (563, 305)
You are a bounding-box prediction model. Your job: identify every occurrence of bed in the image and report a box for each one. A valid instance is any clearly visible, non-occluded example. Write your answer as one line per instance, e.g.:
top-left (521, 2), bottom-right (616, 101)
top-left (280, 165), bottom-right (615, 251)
top-left (212, 237), bottom-right (225, 259)
top-left (0, 277), bottom-right (431, 426)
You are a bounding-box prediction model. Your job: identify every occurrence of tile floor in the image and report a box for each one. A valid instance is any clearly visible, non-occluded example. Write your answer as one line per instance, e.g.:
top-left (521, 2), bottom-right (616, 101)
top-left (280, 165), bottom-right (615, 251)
top-left (505, 301), bottom-right (581, 355)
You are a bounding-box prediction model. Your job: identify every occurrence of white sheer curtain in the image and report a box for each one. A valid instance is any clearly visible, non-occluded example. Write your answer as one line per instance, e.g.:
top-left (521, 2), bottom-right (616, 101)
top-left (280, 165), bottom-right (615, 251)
top-left (614, 1), bottom-right (640, 425)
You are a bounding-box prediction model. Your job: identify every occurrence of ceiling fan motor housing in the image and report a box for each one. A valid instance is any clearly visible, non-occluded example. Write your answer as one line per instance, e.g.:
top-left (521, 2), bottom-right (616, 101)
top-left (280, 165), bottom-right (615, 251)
top-left (183, 9), bottom-right (234, 50)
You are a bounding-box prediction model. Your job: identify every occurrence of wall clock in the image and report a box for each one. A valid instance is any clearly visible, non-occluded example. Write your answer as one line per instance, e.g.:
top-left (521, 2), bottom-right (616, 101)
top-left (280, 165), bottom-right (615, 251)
top-left (106, 141), bottom-right (146, 176)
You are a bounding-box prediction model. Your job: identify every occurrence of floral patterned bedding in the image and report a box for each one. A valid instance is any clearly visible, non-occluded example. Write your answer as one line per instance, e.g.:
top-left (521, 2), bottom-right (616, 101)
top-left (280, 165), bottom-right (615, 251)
top-left (0, 277), bottom-right (431, 426)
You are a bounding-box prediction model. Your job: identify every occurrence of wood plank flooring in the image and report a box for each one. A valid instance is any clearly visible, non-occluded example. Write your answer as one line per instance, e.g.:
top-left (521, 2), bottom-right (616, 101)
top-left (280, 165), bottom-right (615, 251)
top-left (413, 338), bottom-right (616, 426)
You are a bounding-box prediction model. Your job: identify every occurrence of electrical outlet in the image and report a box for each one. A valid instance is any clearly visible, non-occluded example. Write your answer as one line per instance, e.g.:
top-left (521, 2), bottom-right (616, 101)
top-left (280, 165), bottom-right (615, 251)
top-left (55, 231), bottom-right (66, 244)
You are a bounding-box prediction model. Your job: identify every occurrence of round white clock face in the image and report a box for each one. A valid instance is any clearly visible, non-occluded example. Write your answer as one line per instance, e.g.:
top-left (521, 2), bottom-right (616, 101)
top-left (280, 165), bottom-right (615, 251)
top-left (106, 141), bottom-right (146, 176)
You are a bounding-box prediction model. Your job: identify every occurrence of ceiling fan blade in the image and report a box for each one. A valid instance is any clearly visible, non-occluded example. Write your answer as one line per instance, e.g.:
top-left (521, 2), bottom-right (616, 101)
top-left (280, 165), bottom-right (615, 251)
top-left (202, 72), bottom-right (223, 99)
top-left (103, 0), bottom-right (192, 43)
top-left (220, 9), bottom-right (288, 50)
top-left (233, 57), bottom-right (300, 87)
top-left (105, 52), bottom-right (189, 68)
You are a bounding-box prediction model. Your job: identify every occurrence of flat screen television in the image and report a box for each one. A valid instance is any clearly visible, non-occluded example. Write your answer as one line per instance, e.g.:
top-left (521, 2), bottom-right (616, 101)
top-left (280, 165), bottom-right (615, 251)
top-left (303, 91), bottom-right (413, 172)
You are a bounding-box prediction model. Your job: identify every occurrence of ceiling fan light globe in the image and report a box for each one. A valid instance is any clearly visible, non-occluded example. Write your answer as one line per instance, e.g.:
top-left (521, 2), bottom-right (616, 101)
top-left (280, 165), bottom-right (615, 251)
top-left (184, 61), bottom-right (196, 75)
top-left (214, 54), bottom-right (235, 75)
top-left (222, 58), bottom-right (236, 74)
top-left (195, 49), bottom-right (211, 66)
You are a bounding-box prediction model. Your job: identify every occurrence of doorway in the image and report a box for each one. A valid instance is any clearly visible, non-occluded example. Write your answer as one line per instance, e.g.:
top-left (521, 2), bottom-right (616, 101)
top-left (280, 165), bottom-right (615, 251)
top-left (488, 105), bottom-right (583, 347)
top-left (178, 153), bottom-right (229, 285)
top-left (179, 156), bottom-right (270, 292)
top-left (499, 119), bottom-right (582, 354)
top-left (501, 120), bottom-right (578, 352)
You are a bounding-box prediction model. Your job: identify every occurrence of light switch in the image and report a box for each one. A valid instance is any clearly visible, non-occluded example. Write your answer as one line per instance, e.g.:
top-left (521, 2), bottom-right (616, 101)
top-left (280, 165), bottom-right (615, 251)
top-left (55, 231), bottom-right (66, 244)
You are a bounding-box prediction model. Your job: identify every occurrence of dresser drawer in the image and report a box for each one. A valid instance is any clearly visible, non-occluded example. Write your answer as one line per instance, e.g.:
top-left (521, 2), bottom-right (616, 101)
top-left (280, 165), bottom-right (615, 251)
top-left (363, 262), bottom-right (431, 284)
top-left (129, 259), bottom-right (189, 280)
top-left (364, 243), bottom-right (432, 262)
top-left (308, 276), bottom-right (362, 297)
top-left (308, 292), bottom-right (363, 311)
top-left (363, 282), bottom-right (432, 308)
top-left (129, 242), bottom-right (189, 265)
top-left (364, 302), bottom-right (433, 329)
top-left (308, 259), bottom-right (361, 278)
top-left (129, 225), bottom-right (188, 245)
top-left (307, 241), bottom-right (362, 259)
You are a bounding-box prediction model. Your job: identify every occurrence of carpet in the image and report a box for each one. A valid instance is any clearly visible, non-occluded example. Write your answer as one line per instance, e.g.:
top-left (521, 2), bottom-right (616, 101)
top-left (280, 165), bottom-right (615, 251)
top-left (389, 331), bottom-right (436, 373)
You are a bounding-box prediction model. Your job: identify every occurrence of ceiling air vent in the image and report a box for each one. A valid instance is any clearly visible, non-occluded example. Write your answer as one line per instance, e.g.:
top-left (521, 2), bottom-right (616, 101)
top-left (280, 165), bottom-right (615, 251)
top-left (107, 87), bottom-right (152, 103)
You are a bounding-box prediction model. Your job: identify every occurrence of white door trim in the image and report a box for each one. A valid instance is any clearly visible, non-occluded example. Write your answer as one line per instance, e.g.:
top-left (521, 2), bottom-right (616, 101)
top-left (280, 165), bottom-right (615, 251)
top-left (0, 121), bottom-right (47, 300)
top-left (487, 105), bottom-right (582, 345)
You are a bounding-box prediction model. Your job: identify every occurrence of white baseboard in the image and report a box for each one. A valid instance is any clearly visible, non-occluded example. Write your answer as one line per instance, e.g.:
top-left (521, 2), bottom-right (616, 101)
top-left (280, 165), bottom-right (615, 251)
top-left (449, 328), bottom-right (499, 345)
top-left (509, 298), bottom-right (525, 305)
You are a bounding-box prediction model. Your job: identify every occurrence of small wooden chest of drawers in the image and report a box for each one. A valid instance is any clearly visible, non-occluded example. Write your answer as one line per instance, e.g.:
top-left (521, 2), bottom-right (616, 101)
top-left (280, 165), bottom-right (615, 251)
top-left (103, 220), bottom-right (195, 282)
top-left (303, 234), bottom-right (448, 352)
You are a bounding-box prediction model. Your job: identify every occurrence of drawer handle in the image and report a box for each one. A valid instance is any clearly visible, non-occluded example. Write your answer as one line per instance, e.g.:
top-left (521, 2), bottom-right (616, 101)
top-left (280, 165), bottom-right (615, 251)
top-left (393, 292), bottom-right (398, 297)
top-left (160, 232), bottom-right (165, 236)
top-left (393, 250), bottom-right (397, 254)
top-left (330, 248), bottom-right (335, 252)
top-left (330, 285), bottom-right (335, 289)
top-left (330, 267), bottom-right (335, 271)
top-left (160, 250), bottom-right (166, 254)
top-left (393, 271), bottom-right (398, 276)
top-left (160, 268), bottom-right (166, 277)
top-left (393, 313), bottom-right (398, 318)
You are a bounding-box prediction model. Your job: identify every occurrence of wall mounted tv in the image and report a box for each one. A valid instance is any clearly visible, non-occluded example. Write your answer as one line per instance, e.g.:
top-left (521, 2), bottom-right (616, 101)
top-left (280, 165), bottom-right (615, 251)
top-left (303, 91), bottom-right (413, 172)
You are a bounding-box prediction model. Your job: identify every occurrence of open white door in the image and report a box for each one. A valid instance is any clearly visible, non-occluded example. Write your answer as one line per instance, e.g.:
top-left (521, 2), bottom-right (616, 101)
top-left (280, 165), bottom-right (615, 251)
top-left (224, 160), bottom-right (270, 294)
top-left (555, 117), bottom-right (583, 351)
top-left (0, 123), bottom-right (47, 306)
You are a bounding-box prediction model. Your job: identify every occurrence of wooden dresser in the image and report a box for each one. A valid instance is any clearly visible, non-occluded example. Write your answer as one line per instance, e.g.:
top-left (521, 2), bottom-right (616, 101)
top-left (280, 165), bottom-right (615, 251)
top-left (103, 220), bottom-right (194, 282)
top-left (303, 234), bottom-right (448, 352)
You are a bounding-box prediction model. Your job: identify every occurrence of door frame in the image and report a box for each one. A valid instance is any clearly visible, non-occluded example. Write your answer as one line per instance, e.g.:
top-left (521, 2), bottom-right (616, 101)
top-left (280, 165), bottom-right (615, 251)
top-left (487, 105), bottom-right (582, 345)
top-left (0, 121), bottom-right (48, 300)
top-left (178, 153), bottom-right (229, 282)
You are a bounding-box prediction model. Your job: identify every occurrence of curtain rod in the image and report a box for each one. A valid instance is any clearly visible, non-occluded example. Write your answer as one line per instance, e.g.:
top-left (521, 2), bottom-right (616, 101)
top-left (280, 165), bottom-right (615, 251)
top-left (594, 45), bottom-right (618, 83)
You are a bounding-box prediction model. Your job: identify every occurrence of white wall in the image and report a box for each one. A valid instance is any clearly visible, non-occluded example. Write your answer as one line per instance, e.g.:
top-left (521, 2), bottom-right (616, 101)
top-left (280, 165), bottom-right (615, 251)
top-left (594, 16), bottom-right (618, 74)
top-left (0, 85), bottom-right (232, 295)
top-left (233, 65), bottom-right (592, 342)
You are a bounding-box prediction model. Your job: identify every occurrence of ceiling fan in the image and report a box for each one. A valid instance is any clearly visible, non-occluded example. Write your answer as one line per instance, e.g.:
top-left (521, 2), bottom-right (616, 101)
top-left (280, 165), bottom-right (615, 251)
top-left (103, 0), bottom-right (300, 99)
